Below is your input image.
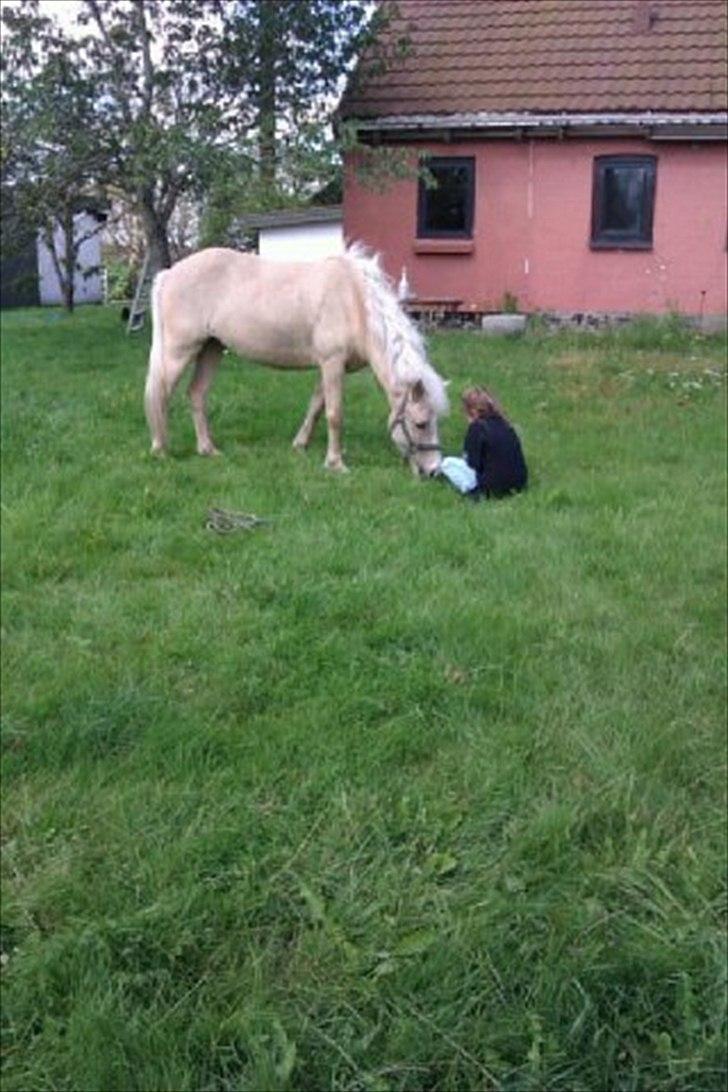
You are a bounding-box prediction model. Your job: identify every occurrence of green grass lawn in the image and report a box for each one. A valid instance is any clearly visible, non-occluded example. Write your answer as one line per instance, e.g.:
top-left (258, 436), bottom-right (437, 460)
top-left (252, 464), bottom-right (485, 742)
top-left (1, 305), bottom-right (726, 1092)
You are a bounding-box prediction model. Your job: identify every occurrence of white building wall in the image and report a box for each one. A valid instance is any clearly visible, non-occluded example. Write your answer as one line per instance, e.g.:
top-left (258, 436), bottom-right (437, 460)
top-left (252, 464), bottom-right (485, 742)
top-left (37, 212), bottom-right (104, 305)
top-left (258, 221), bottom-right (344, 262)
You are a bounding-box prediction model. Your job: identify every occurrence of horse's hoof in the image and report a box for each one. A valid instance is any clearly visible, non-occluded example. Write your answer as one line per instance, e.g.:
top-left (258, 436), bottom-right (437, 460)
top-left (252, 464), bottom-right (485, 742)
top-left (150, 445), bottom-right (166, 457)
top-left (292, 439), bottom-right (308, 453)
top-left (324, 459), bottom-right (349, 473)
top-left (198, 445), bottom-right (222, 457)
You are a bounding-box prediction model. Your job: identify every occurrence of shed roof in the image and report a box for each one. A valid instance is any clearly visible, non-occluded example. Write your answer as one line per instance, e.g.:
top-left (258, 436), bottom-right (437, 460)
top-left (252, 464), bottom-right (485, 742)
top-left (234, 206), bottom-right (342, 231)
top-left (341, 0), bottom-right (728, 119)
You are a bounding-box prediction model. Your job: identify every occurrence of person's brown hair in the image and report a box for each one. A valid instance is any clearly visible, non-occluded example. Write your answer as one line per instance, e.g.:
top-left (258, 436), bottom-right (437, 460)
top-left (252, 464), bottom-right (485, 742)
top-left (462, 387), bottom-right (508, 421)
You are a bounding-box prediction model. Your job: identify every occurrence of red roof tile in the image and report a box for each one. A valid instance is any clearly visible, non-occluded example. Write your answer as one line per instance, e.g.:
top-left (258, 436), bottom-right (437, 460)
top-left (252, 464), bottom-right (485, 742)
top-left (341, 0), bottom-right (728, 117)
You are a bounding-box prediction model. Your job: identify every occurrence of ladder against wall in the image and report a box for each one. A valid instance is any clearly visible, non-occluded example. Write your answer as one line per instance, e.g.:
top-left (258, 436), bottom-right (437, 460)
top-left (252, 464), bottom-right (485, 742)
top-left (126, 253), bottom-right (155, 334)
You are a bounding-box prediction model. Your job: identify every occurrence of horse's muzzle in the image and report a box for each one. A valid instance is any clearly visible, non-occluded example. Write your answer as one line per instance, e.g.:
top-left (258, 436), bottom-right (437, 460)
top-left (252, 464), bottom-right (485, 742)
top-left (415, 460), bottom-right (442, 479)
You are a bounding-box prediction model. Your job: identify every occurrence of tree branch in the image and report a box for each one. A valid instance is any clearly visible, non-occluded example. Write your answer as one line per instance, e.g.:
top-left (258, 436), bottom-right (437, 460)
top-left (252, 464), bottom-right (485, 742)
top-left (133, 0), bottom-right (154, 119)
top-left (85, 0), bottom-right (133, 126)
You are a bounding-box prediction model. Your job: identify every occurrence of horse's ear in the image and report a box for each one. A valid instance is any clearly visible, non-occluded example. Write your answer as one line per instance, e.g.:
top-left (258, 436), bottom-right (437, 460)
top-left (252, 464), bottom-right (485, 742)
top-left (410, 379), bottom-right (426, 402)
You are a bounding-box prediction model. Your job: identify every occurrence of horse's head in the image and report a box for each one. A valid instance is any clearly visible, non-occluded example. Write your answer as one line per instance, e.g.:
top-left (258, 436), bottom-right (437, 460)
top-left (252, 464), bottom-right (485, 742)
top-left (388, 380), bottom-right (443, 477)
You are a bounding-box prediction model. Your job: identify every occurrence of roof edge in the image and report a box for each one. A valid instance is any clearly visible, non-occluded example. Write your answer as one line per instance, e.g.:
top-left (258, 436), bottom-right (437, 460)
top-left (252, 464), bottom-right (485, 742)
top-left (233, 206), bottom-right (343, 230)
top-left (350, 111), bottom-right (728, 141)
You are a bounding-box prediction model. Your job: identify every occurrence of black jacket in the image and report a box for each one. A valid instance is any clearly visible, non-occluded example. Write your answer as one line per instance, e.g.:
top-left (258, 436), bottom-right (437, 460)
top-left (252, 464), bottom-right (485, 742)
top-left (464, 415), bottom-right (528, 498)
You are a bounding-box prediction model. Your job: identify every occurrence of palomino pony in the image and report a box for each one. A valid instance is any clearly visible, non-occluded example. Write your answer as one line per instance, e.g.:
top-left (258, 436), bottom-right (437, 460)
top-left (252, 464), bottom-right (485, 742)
top-left (144, 244), bottom-right (448, 474)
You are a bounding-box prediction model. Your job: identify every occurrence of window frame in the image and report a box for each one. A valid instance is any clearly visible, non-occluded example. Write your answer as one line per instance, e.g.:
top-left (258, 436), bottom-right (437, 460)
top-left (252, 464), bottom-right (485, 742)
top-left (590, 154), bottom-right (657, 250)
top-left (417, 155), bottom-right (476, 239)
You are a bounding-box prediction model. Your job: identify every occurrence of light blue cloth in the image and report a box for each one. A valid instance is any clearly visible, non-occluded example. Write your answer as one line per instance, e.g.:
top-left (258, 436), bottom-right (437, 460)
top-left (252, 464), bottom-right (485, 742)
top-left (439, 456), bottom-right (477, 494)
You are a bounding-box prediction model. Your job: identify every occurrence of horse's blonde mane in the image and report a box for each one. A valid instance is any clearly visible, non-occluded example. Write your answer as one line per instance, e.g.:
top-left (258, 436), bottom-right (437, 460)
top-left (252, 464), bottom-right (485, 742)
top-left (345, 243), bottom-right (449, 416)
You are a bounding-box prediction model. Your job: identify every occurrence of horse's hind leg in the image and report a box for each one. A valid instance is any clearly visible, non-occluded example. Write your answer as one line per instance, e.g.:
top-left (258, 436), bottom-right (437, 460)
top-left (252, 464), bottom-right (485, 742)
top-left (145, 347), bottom-right (194, 455)
top-left (188, 340), bottom-right (223, 455)
top-left (292, 379), bottom-right (325, 451)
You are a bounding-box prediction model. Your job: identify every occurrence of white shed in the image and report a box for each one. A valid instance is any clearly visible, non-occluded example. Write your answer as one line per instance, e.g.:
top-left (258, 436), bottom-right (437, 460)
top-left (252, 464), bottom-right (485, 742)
top-left (37, 209), bottom-right (106, 305)
top-left (241, 206), bottom-right (343, 262)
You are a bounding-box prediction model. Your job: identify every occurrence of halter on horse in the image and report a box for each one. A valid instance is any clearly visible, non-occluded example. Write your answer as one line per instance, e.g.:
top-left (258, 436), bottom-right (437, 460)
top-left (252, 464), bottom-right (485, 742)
top-left (389, 389), bottom-right (442, 466)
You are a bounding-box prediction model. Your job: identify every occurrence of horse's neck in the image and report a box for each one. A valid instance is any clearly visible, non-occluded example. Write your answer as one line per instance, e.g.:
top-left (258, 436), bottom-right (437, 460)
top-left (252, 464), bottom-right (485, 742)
top-left (355, 268), bottom-right (423, 405)
top-left (366, 342), bottom-right (406, 408)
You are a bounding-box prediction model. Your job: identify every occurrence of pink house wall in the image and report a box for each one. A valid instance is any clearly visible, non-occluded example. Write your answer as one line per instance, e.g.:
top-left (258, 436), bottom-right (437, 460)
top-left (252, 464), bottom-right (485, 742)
top-left (344, 139), bottom-right (728, 316)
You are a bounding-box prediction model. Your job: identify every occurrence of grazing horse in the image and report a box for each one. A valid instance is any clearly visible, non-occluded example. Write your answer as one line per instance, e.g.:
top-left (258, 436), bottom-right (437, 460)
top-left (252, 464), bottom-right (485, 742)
top-left (143, 244), bottom-right (448, 474)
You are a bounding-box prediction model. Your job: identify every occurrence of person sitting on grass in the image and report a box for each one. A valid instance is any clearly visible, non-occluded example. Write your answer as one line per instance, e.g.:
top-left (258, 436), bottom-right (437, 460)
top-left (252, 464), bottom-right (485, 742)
top-left (439, 386), bottom-right (528, 499)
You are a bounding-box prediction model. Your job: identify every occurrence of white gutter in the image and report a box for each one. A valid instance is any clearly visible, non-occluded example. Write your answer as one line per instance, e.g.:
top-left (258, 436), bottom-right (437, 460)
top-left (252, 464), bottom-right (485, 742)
top-left (354, 111), bottom-right (728, 130)
top-left (352, 112), bottom-right (727, 140)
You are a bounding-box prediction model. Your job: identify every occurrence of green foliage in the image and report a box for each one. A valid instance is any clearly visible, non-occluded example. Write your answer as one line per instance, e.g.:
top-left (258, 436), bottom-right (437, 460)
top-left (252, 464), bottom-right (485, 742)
top-left (198, 0), bottom-right (386, 244)
top-left (221, 1), bottom-right (374, 131)
top-left (1, 2), bottom-right (108, 309)
top-left (2, 0), bottom-right (381, 263)
top-left (104, 259), bottom-right (136, 303)
top-left (1, 310), bottom-right (726, 1091)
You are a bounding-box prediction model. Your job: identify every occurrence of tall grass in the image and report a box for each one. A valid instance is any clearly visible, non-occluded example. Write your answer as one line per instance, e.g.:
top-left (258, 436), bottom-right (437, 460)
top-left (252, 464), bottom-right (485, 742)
top-left (1, 305), bottom-right (726, 1091)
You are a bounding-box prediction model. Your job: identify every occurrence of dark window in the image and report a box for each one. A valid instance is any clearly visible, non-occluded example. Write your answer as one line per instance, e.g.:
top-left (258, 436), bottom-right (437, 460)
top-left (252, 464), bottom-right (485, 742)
top-left (417, 157), bottom-right (475, 238)
top-left (591, 156), bottom-right (656, 249)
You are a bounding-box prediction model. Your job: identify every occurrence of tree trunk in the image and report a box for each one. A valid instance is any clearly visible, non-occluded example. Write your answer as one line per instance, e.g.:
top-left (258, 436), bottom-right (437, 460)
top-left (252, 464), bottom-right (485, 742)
top-left (257, 0), bottom-right (277, 186)
top-left (46, 211), bottom-right (76, 313)
top-left (62, 211), bottom-right (75, 312)
top-left (139, 189), bottom-right (172, 274)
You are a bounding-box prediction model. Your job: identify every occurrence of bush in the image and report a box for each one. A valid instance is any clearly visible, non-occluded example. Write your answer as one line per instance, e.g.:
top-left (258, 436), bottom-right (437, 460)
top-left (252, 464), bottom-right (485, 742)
top-left (104, 259), bottom-right (136, 302)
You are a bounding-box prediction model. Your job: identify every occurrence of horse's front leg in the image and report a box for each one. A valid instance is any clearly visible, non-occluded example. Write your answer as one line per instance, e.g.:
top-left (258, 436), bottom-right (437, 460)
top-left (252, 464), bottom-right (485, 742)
top-left (320, 357), bottom-right (347, 471)
top-left (292, 379), bottom-right (325, 451)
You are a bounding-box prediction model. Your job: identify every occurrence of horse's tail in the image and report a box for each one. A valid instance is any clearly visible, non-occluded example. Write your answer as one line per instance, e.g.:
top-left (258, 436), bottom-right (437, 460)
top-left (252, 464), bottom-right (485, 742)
top-left (144, 270), bottom-right (169, 448)
top-left (346, 243), bottom-right (449, 416)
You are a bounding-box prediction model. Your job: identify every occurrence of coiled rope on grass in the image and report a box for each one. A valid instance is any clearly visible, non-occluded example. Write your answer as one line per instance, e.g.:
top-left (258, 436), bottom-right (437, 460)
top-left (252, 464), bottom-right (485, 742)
top-left (205, 508), bottom-right (272, 534)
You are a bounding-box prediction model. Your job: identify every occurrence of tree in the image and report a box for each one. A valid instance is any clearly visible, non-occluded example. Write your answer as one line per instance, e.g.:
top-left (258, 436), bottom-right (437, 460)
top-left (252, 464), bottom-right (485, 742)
top-left (221, 1), bottom-right (373, 187)
top-left (3, 1), bottom-right (250, 275)
top-left (2, 1), bottom-right (394, 281)
top-left (1, 3), bottom-right (109, 311)
top-left (79, 0), bottom-right (251, 273)
top-left (199, 1), bottom-right (393, 245)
